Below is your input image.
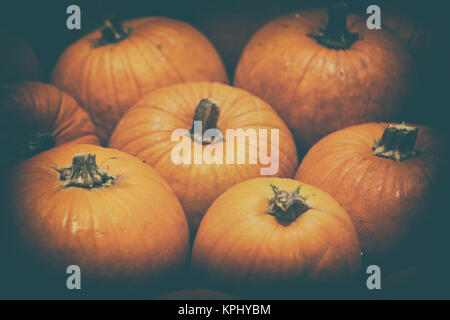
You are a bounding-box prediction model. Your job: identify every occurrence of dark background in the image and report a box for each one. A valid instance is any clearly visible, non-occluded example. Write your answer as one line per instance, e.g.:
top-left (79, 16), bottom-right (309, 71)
top-left (0, 0), bottom-right (446, 79)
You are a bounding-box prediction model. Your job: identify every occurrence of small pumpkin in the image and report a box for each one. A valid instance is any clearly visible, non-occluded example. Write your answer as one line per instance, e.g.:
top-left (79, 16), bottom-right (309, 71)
top-left (9, 144), bottom-right (189, 282)
top-left (234, 4), bottom-right (415, 151)
top-left (0, 82), bottom-right (99, 169)
top-left (295, 122), bottom-right (450, 265)
top-left (52, 17), bottom-right (228, 143)
top-left (109, 82), bottom-right (298, 234)
top-left (0, 30), bottom-right (42, 84)
top-left (191, 178), bottom-right (361, 298)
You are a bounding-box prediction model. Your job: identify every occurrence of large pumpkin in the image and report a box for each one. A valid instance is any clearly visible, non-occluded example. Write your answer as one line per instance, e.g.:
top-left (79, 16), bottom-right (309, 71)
top-left (295, 123), bottom-right (450, 266)
top-left (9, 144), bottom-right (189, 283)
top-left (191, 178), bottom-right (361, 298)
top-left (109, 82), bottom-right (298, 234)
top-left (52, 17), bottom-right (228, 143)
top-left (0, 82), bottom-right (99, 169)
top-left (234, 4), bottom-right (415, 151)
top-left (0, 30), bottom-right (42, 84)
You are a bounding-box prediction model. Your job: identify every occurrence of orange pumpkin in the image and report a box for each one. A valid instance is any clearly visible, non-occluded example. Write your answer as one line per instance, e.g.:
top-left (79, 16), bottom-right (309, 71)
top-left (234, 4), bottom-right (415, 151)
top-left (109, 82), bottom-right (298, 234)
top-left (52, 17), bottom-right (228, 143)
top-left (0, 82), bottom-right (99, 169)
top-left (296, 123), bottom-right (450, 265)
top-left (191, 178), bottom-right (361, 298)
top-left (0, 30), bottom-right (42, 84)
top-left (9, 144), bottom-right (189, 282)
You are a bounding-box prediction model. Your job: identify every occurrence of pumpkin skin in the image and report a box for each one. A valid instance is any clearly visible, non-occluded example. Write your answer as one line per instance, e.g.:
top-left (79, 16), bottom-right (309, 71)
top-left (295, 123), bottom-right (450, 265)
top-left (0, 82), bottom-right (99, 169)
top-left (0, 30), bottom-right (42, 84)
top-left (191, 178), bottom-right (361, 298)
top-left (52, 17), bottom-right (228, 143)
top-left (9, 144), bottom-right (189, 281)
top-left (109, 82), bottom-right (298, 234)
top-left (234, 8), bottom-right (415, 151)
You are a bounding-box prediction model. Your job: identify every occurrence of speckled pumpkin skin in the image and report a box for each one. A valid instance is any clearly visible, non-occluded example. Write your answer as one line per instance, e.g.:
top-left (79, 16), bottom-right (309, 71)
top-left (234, 9), bottom-right (415, 151)
top-left (296, 123), bottom-right (450, 263)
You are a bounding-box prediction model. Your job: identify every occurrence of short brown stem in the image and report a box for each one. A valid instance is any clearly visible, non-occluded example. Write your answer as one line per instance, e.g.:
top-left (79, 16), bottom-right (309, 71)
top-left (190, 98), bottom-right (221, 145)
top-left (25, 132), bottom-right (56, 158)
top-left (308, 2), bottom-right (359, 50)
top-left (94, 16), bottom-right (131, 46)
top-left (55, 153), bottom-right (115, 189)
top-left (266, 185), bottom-right (310, 223)
top-left (372, 123), bottom-right (419, 161)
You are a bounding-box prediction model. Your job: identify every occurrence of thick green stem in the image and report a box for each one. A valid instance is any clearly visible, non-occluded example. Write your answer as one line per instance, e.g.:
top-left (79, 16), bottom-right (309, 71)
top-left (372, 123), bottom-right (419, 161)
top-left (55, 153), bottom-right (115, 189)
top-left (25, 132), bottom-right (56, 158)
top-left (309, 2), bottom-right (359, 50)
top-left (190, 98), bottom-right (221, 145)
top-left (267, 185), bottom-right (310, 223)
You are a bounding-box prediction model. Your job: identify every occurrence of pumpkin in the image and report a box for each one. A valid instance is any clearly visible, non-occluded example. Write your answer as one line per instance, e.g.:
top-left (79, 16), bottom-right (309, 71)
top-left (157, 289), bottom-right (237, 300)
top-left (109, 82), bottom-right (298, 234)
top-left (234, 4), bottom-right (415, 151)
top-left (9, 144), bottom-right (189, 283)
top-left (196, 10), bottom-right (277, 77)
top-left (191, 177), bottom-right (361, 298)
top-left (52, 17), bottom-right (228, 143)
top-left (0, 30), bottom-right (42, 84)
top-left (295, 122), bottom-right (450, 266)
top-left (0, 82), bottom-right (99, 170)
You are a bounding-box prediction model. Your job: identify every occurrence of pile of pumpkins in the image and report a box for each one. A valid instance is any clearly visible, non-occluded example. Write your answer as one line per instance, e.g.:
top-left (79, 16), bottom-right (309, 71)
top-left (1, 4), bottom-right (449, 299)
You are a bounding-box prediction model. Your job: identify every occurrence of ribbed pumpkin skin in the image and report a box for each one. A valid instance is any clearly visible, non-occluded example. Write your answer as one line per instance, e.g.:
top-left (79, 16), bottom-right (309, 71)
top-left (0, 30), bottom-right (42, 84)
top-left (0, 82), bottom-right (99, 169)
top-left (234, 10), bottom-right (414, 151)
top-left (10, 144), bottom-right (189, 280)
top-left (109, 82), bottom-right (298, 234)
top-left (191, 178), bottom-right (361, 296)
top-left (295, 123), bottom-right (450, 262)
top-left (52, 17), bottom-right (228, 143)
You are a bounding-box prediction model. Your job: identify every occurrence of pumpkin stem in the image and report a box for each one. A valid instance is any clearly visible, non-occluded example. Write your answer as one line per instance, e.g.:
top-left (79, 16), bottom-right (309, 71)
top-left (25, 132), bottom-right (56, 158)
top-left (266, 185), bottom-right (310, 223)
top-left (55, 153), bottom-right (115, 189)
top-left (372, 123), bottom-right (419, 161)
top-left (309, 2), bottom-right (359, 50)
top-left (95, 16), bottom-right (131, 46)
top-left (190, 98), bottom-right (221, 145)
